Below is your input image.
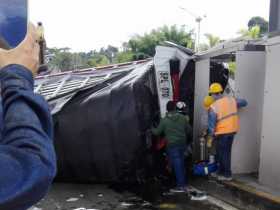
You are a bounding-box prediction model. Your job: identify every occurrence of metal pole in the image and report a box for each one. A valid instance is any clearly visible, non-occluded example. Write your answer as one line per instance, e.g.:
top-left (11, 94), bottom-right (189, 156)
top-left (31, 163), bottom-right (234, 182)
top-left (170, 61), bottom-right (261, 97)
top-left (195, 27), bottom-right (198, 52)
top-left (197, 20), bottom-right (201, 52)
top-left (200, 136), bottom-right (206, 161)
top-left (196, 17), bottom-right (202, 52)
top-left (179, 7), bottom-right (205, 52)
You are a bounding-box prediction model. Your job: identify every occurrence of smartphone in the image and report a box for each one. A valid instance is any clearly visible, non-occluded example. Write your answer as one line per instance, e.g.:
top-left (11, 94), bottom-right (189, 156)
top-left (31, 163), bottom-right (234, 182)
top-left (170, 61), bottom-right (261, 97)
top-left (0, 0), bottom-right (28, 49)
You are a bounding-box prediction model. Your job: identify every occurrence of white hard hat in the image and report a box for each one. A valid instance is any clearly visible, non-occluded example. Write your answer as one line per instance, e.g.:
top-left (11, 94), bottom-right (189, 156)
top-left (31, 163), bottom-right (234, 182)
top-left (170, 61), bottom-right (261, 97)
top-left (176, 101), bottom-right (186, 110)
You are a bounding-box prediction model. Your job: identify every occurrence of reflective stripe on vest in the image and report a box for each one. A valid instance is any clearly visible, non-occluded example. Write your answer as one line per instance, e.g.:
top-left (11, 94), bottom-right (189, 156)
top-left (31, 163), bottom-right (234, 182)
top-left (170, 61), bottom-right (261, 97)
top-left (210, 96), bottom-right (239, 135)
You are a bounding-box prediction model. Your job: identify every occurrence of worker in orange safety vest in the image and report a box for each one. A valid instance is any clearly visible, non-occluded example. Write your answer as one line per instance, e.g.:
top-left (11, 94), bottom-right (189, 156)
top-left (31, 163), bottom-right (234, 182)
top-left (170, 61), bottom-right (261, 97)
top-left (207, 83), bottom-right (247, 181)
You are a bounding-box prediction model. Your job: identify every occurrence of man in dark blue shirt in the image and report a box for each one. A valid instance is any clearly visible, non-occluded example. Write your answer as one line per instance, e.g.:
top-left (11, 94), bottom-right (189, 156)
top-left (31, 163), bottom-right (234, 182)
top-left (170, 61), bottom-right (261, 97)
top-left (0, 24), bottom-right (57, 210)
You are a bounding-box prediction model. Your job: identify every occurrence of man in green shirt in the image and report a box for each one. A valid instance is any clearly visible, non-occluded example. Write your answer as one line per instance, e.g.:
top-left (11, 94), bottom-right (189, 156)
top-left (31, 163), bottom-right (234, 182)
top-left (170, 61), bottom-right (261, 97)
top-left (152, 101), bottom-right (191, 193)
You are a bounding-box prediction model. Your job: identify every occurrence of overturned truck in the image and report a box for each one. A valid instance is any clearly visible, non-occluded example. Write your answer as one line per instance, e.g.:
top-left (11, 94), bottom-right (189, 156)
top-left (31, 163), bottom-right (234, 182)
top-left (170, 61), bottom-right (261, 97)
top-left (35, 43), bottom-right (229, 182)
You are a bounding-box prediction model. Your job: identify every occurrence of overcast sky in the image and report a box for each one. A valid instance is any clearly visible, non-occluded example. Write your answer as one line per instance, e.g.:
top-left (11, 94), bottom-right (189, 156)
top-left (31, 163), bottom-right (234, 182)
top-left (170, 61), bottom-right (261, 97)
top-left (30, 0), bottom-right (269, 52)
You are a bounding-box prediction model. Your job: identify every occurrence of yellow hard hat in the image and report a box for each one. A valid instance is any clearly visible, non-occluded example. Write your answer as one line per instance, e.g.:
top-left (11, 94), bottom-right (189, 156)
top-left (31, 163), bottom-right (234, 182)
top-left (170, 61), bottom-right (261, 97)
top-left (203, 95), bottom-right (215, 109)
top-left (209, 83), bottom-right (223, 94)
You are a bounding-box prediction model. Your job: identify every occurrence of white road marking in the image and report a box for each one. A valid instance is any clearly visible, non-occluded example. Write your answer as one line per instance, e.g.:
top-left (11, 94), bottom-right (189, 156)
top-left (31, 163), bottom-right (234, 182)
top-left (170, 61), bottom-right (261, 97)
top-left (207, 196), bottom-right (240, 210)
top-left (190, 186), bottom-right (240, 210)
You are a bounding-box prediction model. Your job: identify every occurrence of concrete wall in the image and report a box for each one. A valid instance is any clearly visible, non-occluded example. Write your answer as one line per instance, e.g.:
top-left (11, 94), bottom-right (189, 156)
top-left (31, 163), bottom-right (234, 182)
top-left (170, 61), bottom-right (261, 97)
top-left (259, 39), bottom-right (280, 190)
top-left (232, 51), bottom-right (266, 174)
top-left (193, 59), bottom-right (210, 158)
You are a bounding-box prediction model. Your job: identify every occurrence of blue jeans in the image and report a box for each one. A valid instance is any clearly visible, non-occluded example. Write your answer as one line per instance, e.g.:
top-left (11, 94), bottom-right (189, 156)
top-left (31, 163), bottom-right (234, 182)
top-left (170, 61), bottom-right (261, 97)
top-left (167, 146), bottom-right (187, 188)
top-left (216, 135), bottom-right (234, 177)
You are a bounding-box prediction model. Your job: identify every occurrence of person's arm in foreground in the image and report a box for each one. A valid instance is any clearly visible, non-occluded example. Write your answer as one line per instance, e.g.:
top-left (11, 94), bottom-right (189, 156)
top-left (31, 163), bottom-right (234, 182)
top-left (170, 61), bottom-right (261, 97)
top-left (0, 24), bottom-right (56, 210)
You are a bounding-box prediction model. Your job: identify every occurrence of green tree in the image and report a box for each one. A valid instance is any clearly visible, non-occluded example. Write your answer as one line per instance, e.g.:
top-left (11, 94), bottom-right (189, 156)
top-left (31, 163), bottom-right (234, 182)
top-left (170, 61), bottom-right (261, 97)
top-left (115, 51), bottom-right (134, 63)
top-left (127, 25), bottom-right (194, 56)
top-left (100, 45), bottom-right (119, 63)
top-left (47, 48), bottom-right (112, 71)
top-left (228, 62), bottom-right (236, 77)
top-left (47, 48), bottom-right (74, 72)
top-left (88, 54), bottom-right (110, 67)
top-left (47, 25), bottom-right (195, 72)
top-left (198, 43), bottom-right (209, 51)
top-left (238, 25), bottom-right (261, 39)
top-left (248, 16), bottom-right (268, 35)
top-left (204, 33), bottom-right (220, 48)
top-left (238, 16), bottom-right (267, 39)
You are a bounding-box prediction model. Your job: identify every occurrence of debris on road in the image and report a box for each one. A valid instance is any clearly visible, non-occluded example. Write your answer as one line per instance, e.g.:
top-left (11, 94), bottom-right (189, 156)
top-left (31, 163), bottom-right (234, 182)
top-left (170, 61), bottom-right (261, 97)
top-left (120, 202), bottom-right (135, 207)
top-left (190, 193), bottom-right (208, 201)
top-left (162, 192), bottom-right (175, 196)
top-left (28, 207), bottom-right (42, 210)
top-left (66, 197), bottom-right (79, 202)
top-left (189, 191), bottom-right (208, 201)
top-left (119, 196), bottom-right (155, 209)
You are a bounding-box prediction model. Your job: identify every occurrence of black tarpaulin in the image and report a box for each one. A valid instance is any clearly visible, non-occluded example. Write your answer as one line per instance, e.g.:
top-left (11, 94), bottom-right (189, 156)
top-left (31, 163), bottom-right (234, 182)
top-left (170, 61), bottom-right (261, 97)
top-left (48, 61), bottom-right (158, 182)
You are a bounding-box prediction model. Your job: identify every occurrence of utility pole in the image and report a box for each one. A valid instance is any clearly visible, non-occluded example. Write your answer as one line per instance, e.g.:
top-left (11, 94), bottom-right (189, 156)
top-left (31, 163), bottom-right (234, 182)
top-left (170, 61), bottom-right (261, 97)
top-left (196, 16), bottom-right (202, 52)
top-left (179, 7), bottom-right (206, 52)
top-left (269, 0), bottom-right (280, 33)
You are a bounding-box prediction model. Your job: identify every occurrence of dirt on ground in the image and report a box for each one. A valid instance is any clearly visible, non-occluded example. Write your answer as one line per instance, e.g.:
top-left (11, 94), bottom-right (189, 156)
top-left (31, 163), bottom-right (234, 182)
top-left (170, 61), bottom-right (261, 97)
top-left (28, 183), bottom-right (230, 210)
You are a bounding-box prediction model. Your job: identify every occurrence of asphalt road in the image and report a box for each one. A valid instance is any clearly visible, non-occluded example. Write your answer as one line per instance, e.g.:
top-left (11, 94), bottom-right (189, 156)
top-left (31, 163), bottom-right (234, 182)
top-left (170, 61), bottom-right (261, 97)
top-left (28, 183), bottom-right (238, 210)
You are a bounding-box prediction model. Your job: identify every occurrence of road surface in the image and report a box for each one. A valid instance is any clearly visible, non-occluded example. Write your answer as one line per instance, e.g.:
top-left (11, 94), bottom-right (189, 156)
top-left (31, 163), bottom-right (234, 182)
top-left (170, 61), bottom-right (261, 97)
top-left (28, 183), bottom-right (239, 210)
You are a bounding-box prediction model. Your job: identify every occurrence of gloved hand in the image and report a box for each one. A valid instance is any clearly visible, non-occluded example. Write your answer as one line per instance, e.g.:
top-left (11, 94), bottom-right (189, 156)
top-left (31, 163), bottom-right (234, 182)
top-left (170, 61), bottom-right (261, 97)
top-left (206, 136), bottom-right (213, 148)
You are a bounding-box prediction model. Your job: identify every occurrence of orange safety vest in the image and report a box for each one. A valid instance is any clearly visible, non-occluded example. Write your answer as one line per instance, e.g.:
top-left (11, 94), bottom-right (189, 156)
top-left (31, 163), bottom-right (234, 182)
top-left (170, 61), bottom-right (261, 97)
top-left (210, 96), bottom-right (239, 135)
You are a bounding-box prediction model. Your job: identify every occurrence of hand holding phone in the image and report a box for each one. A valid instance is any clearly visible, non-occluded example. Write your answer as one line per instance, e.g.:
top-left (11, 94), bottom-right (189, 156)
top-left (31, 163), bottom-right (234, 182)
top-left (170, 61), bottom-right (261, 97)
top-left (0, 1), bottom-right (48, 74)
top-left (0, 24), bottom-right (40, 75)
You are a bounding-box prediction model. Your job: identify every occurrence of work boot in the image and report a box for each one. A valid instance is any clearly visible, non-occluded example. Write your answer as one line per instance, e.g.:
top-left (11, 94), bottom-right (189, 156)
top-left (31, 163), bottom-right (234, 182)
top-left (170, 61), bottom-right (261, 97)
top-left (186, 186), bottom-right (196, 193)
top-left (189, 191), bottom-right (208, 201)
top-left (169, 187), bottom-right (187, 193)
top-left (210, 172), bottom-right (218, 178)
